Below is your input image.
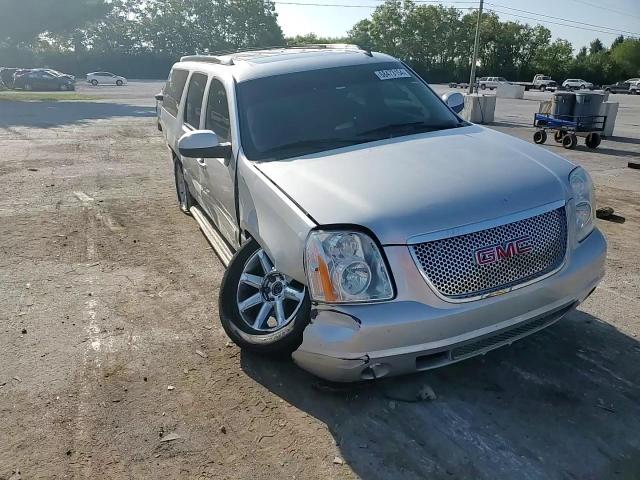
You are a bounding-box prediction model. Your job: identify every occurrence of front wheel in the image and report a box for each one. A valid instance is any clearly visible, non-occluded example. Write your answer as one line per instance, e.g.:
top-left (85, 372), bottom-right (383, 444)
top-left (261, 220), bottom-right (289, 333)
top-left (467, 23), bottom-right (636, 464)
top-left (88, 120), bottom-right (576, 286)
top-left (174, 159), bottom-right (195, 214)
top-left (480, 84), bottom-right (486, 90)
top-left (116, 80), bottom-right (123, 86)
top-left (533, 130), bottom-right (547, 144)
top-left (219, 240), bottom-right (310, 356)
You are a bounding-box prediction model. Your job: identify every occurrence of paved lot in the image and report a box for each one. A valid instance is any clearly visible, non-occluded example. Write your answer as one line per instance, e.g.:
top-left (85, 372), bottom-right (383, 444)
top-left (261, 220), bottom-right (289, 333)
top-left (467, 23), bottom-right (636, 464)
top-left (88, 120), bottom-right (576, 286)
top-left (1, 81), bottom-right (639, 479)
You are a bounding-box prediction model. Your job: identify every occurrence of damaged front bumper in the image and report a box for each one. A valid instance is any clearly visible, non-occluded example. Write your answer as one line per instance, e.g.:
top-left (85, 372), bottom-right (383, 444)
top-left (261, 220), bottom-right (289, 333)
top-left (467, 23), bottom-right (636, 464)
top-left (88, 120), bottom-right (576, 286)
top-left (292, 228), bottom-right (606, 382)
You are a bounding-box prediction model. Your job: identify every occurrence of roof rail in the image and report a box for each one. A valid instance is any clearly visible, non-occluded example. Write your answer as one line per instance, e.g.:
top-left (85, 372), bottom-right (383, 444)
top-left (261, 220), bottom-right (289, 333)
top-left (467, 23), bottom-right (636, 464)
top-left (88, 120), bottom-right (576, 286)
top-left (179, 55), bottom-right (234, 66)
top-left (181, 44), bottom-right (373, 63)
top-left (287, 43), bottom-right (373, 56)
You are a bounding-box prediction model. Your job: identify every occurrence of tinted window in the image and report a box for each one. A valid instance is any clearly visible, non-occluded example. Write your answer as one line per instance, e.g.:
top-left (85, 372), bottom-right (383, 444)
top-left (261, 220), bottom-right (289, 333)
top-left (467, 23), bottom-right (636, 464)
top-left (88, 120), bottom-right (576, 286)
top-left (205, 79), bottom-right (231, 142)
top-left (163, 68), bottom-right (189, 117)
top-left (184, 73), bottom-right (207, 128)
top-left (237, 62), bottom-right (462, 161)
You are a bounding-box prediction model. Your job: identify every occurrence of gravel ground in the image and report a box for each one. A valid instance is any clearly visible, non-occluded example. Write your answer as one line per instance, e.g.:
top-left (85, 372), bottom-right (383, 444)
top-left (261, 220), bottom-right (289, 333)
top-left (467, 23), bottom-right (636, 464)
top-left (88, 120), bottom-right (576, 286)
top-left (1, 81), bottom-right (639, 479)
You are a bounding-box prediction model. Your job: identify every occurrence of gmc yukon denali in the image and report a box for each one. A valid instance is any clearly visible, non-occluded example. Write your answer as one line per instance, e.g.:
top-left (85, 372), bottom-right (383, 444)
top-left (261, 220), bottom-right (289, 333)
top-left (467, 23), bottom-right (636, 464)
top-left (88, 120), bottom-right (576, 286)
top-left (157, 45), bottom-right (606, 382)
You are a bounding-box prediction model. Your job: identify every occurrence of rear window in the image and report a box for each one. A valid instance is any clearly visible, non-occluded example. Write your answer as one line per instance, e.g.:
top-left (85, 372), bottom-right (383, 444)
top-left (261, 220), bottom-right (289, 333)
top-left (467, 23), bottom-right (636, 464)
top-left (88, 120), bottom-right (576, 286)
top-left (163, 68), bottom-right (189, 117)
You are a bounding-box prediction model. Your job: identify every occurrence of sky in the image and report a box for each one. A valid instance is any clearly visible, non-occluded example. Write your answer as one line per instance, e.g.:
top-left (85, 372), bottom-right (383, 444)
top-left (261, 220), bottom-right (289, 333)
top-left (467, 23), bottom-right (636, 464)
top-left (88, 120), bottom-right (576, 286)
top-left (274, 0), bottom-right (640, 50)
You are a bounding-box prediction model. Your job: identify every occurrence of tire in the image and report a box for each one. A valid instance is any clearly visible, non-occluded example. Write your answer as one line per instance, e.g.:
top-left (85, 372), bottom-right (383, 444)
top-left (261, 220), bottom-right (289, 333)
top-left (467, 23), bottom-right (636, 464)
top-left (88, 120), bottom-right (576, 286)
top-left (605, 88), bottom-right (611, 93)
top-left (563, 134), bottom-right (577, 149)
top-left (540, 85), bottom-right (546, 92)
top-left (173, 159), bottom-right (195, 214)
top-left (580, 84), bottom-right (587, 90)
top-left (90, 79), bottom-right (98, 86)
top-left (116, 80), bottom-right (123, 86)
top-left (533, 130), bottom-right (547, 144)
top-left (219, 239), bottom-right (310, 356)
top-left (585, 133), bottom-right (601, 149)
top-left (554, 130), bottom-right (565, 143)
top-left (480, 84), bottom-right (486, 90)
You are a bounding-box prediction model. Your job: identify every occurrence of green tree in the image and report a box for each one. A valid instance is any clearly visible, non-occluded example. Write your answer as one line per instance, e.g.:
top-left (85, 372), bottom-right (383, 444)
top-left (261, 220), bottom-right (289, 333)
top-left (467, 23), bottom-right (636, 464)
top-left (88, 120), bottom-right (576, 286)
top-left (0, 0), bottom-right (109, 47)
top-left (589, 38), bottom-right (604, 55)
top-left (534, 39), bottom-right (573, 79)
top-left (610, 38), bottom-right (640, 77)
top-left (138, 0), bottom-right (283, 55)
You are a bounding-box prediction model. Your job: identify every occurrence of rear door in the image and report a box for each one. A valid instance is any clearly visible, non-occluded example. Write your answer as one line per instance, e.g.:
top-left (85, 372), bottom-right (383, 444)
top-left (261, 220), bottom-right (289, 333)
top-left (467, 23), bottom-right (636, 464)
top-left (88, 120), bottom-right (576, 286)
top-left (180, 72), bottom-right (209, 206)
top-left (198, 77), bottom-right (238, 246)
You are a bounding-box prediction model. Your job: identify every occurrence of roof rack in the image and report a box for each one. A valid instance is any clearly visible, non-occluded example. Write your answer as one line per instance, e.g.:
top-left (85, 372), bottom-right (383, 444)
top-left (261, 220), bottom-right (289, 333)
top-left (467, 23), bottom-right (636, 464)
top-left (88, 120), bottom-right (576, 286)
top-left (180, 44), bottom-right (373, 65)
top-left (287, 44), bottom-right (373, 56)
top-left (179, 55), bottom-right (235, 66)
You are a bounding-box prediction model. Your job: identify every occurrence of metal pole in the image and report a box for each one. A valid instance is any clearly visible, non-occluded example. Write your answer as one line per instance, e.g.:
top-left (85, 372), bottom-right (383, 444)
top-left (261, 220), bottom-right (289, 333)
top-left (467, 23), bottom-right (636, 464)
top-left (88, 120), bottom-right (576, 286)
top-left (468, 0), bottom-right (484, 94)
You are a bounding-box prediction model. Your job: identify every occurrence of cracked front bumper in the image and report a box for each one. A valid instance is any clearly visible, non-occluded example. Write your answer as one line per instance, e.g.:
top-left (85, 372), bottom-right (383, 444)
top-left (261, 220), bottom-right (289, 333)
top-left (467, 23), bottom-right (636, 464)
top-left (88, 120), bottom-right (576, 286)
top-left (292, 229), bottom-right (606, 382)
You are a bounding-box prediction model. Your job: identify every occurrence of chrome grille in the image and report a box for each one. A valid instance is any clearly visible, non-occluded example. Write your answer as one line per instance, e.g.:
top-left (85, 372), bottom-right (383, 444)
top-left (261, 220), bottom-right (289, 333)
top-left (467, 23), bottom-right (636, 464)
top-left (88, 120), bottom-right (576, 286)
top-left (411, 207), bottom-right (567, 299)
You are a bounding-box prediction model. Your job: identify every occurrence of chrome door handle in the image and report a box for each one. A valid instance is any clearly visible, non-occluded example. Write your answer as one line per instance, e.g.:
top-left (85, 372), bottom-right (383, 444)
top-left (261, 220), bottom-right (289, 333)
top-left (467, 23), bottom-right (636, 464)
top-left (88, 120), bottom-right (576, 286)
top-left (197, 159), bottom-right (206, 167)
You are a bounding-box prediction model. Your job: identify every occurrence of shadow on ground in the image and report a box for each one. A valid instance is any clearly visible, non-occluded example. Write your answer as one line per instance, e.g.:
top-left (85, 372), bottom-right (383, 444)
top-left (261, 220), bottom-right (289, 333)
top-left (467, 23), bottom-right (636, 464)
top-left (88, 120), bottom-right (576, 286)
top-left (241, 309), bottom-right (640, 480)
top-left (0, 101), bottom-right (156, 128)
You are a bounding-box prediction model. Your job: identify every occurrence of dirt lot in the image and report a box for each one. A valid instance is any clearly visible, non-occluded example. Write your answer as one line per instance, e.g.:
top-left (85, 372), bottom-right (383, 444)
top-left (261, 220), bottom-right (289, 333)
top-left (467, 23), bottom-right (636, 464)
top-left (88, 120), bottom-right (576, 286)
top-left (1, 81), bottom-right (639, 479)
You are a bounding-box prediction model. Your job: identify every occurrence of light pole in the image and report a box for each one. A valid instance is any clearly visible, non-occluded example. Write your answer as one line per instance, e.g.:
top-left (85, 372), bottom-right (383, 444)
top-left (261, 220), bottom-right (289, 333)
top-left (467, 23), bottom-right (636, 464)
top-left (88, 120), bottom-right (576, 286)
top-left (468, 0), bottom-right (484, 94)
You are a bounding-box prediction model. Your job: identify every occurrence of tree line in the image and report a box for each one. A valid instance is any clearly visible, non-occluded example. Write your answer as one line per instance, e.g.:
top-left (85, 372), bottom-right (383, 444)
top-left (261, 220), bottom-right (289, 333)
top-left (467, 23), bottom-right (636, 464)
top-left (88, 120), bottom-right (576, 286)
top-left (0, 0), bottom-right (638, 84)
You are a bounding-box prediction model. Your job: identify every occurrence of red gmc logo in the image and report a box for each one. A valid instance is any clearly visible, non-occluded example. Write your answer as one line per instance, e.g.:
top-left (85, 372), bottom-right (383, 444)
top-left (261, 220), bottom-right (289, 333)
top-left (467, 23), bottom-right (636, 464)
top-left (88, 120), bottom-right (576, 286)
top-left (475, 236), bottom-right (533, 266)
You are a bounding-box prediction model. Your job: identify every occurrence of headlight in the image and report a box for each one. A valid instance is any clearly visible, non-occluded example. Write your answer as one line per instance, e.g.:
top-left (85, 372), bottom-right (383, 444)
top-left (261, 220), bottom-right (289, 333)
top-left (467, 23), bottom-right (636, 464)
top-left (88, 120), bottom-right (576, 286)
top-left (304, 230), bottom-right (393, 303)
top-left (569, 167), bottom-right (595, 241)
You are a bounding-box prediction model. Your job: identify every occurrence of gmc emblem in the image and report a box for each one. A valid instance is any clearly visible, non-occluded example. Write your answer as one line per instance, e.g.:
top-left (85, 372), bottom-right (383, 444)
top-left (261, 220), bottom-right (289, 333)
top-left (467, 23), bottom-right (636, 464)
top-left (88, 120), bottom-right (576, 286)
top-left (475, 236), bottom-right (533, 266)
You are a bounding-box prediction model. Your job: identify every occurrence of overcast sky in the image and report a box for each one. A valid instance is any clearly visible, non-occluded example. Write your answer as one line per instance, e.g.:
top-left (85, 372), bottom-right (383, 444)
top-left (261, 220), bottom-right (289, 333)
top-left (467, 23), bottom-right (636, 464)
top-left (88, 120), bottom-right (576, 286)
top-left (275, 0), bottom-right (640, 50)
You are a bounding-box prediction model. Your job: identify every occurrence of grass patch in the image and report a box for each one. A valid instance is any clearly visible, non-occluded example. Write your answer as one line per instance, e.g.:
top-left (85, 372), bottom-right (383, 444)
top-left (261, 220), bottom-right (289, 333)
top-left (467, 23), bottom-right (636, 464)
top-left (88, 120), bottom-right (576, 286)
top-left (0, 91), bottom-right (102, 102)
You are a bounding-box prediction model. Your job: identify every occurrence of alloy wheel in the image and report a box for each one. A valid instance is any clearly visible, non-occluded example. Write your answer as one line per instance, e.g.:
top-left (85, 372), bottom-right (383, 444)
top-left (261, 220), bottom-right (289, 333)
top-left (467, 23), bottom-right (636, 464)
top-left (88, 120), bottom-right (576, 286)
top-left (236, 249), bottom-right (306, 333)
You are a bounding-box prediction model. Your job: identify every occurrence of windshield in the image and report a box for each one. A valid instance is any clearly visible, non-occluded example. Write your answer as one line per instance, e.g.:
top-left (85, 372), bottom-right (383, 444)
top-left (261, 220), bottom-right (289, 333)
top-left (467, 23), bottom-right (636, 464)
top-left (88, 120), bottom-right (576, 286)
top-left (236, 62), bottom-right (463, 160)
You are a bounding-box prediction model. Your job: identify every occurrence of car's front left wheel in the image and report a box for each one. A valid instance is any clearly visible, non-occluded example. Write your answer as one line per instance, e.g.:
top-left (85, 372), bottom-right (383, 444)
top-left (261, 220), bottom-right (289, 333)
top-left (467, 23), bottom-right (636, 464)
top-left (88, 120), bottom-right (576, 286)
top-left (219, 240), bottom-right (310, 356)
top-left (173, 159), bottom-right (195, 215)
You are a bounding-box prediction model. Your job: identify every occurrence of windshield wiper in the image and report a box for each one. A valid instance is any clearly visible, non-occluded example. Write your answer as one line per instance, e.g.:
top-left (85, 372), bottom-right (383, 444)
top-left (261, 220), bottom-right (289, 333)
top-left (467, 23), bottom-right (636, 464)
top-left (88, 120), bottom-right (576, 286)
top-left (357, 121), bottom-right (456, 138)
top-left (261, 138), bottom-right (364, 159)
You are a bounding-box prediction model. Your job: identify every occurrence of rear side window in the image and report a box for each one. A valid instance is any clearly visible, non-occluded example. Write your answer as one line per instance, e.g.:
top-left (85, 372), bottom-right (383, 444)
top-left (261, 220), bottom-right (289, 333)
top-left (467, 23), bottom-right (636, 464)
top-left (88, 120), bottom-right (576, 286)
top-left (205, 79), bottom-right (231, 142)
top-left (163, 68), bottom-right (189, 117)
top-left (184, 73), bottom-right (208, 128)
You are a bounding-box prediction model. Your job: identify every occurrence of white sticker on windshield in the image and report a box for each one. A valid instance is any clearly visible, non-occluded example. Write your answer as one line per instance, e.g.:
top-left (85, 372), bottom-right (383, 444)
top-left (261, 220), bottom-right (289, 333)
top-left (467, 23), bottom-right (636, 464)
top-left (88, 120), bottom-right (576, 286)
top-left (374, 68), bottom-right (411, 80)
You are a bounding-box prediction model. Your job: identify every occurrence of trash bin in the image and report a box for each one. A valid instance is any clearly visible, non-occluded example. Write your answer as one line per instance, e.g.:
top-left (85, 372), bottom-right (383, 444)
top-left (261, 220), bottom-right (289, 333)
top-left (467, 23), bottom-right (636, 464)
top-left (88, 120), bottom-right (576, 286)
top-left (551, 92), bottom-right (575, 118)
top-left (574, 92), bottom-right (605, 129)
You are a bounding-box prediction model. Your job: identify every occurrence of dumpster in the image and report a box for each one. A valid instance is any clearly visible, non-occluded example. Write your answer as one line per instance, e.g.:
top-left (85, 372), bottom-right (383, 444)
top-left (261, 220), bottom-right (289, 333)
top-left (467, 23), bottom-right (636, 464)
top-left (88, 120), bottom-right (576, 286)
top-left (551, 92), bottom-right (575, 117)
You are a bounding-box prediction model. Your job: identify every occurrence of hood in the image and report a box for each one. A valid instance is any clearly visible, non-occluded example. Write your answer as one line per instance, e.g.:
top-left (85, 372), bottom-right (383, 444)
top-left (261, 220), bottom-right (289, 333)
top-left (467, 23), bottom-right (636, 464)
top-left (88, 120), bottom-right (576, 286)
top-left (256, 125), bottom-right (574, 245)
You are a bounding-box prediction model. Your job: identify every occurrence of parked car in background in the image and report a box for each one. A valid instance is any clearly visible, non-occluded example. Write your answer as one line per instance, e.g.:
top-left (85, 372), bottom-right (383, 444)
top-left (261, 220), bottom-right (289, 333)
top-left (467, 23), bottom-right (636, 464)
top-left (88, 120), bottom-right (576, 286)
top-left (603, 81), bottom-right (631, 94)
top-left (478, 76), bottom-right (509, 90)
top-left (562, 79), bottom-right (593, 90)
top-left (627, 78), bottom-right (640, 94)
top-left (0, 67), bottom-right (18, 88)
top-left (40, 69), bottom-right (75, 81)
top-left (86, 72), bottom-right (127, 86)
top-left (13, 69), bottom-right (76, 91)
top-left (514, 74), bottom-right (557, 91)
top-left (158, 45), bottom-right (606, 382)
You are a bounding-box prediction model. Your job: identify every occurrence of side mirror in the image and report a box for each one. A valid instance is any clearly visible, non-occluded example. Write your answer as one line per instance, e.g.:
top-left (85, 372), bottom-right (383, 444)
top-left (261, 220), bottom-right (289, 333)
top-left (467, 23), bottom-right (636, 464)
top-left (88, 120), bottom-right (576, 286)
top-left (154, 92), bottom-right (163, 101)
top-left (442, 92), bottom-right (464, 114)
top-left (178, 130), bottom-right (232, 158)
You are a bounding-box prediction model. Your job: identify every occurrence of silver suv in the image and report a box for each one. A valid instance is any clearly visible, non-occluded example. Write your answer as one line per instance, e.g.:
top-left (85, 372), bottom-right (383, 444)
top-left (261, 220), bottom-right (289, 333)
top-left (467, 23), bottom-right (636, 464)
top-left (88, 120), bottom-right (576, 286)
top-left (158, 45), bottom-right (606, 382)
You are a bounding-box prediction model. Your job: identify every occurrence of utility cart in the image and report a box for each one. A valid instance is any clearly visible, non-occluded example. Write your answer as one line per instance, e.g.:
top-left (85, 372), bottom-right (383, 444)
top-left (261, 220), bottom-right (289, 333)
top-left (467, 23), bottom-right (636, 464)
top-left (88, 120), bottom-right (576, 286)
top-left (532, 113), bottom-right (606, 149)
top-left (532, 94), bottom-right (606, 149)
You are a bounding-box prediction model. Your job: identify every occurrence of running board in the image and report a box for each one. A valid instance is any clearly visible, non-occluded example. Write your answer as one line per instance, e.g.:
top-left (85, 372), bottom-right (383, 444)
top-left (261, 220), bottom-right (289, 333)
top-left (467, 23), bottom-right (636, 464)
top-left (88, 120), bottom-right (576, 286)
top-left (190, 206), bottom-right (234, 267)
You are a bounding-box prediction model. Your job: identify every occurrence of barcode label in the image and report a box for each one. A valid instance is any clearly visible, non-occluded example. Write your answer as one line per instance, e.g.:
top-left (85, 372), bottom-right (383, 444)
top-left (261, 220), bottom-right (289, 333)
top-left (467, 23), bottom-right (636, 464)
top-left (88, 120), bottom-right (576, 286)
top-left (374, 69), bottom-right (412, 80)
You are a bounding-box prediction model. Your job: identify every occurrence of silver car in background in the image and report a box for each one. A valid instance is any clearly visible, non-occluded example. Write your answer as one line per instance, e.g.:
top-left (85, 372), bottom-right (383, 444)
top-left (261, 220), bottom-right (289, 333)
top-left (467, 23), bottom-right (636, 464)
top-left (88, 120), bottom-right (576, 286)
top-left (158, 45), bottom-right (606, 382)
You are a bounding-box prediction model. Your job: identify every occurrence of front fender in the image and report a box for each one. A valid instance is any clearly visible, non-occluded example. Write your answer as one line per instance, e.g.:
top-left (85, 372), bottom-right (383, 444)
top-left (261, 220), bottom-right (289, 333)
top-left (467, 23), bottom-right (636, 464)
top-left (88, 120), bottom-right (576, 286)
top-left (237, 157), bottom-right (316, 283)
